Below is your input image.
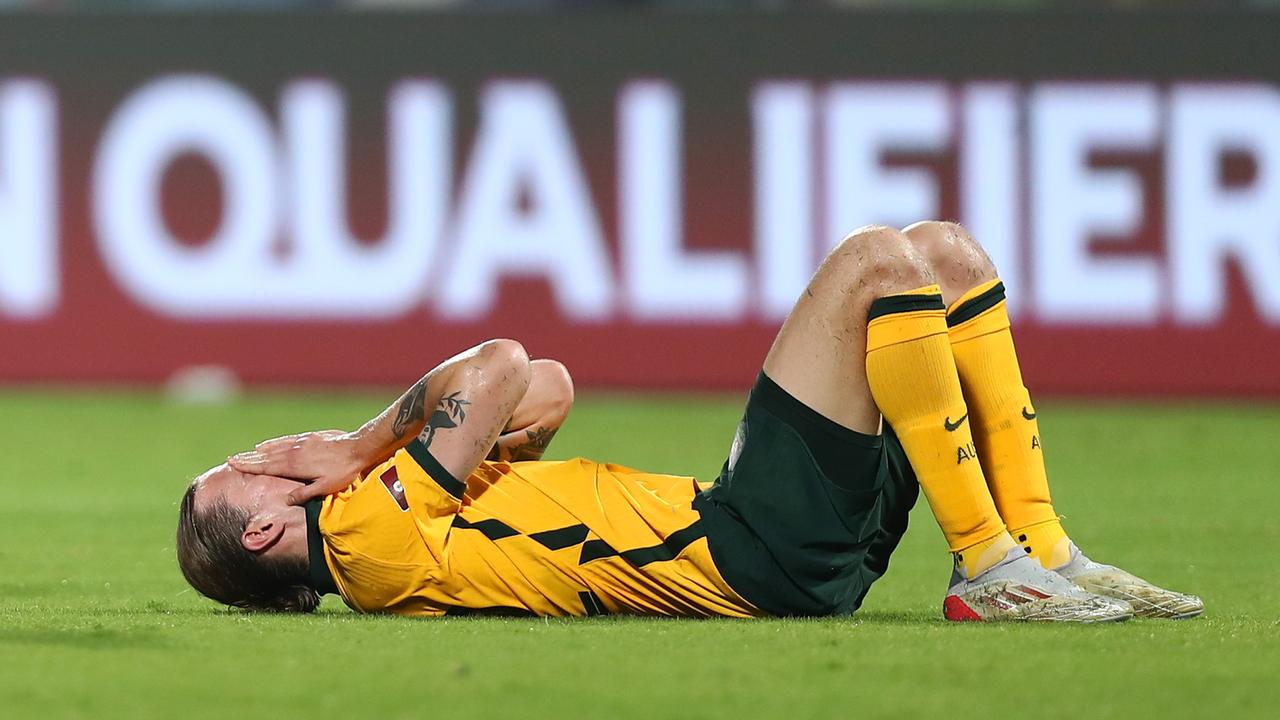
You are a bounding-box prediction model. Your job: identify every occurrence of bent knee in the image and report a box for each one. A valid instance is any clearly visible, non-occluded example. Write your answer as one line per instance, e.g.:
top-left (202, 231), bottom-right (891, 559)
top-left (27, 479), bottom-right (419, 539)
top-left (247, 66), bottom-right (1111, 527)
top-left (902, 220), bottom-right (997, 280)
top-left (828, 225), bottom-right (935, 292)
top-left (902, 220), bottom-right (972, 259)
top-left (476, 339), bottom-right (532, 387)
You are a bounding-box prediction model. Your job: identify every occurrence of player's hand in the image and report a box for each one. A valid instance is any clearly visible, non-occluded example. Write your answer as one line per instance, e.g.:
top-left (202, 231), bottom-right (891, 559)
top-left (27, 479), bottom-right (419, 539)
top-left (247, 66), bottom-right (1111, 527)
top-left (228, 430), bottom-right (365, 505)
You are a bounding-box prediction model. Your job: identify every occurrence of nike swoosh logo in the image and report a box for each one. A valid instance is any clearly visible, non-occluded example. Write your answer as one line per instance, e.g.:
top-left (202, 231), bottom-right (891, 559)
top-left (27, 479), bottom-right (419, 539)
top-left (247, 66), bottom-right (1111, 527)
top-left (1022, 407), bottom-right (1036, 420)
top-left (944, 413), bottom-right (968, 432)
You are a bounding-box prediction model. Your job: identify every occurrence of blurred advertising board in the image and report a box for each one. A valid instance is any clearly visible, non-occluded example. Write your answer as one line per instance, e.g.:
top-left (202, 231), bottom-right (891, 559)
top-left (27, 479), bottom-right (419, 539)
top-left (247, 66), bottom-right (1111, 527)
top-left (1, 12), bottom-right (1278, 394)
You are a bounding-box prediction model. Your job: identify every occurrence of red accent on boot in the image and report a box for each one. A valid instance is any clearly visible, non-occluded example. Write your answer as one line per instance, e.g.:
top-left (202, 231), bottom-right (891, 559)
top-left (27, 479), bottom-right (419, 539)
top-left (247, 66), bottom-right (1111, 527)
top-left (944, 594), bottom-right (983, 621)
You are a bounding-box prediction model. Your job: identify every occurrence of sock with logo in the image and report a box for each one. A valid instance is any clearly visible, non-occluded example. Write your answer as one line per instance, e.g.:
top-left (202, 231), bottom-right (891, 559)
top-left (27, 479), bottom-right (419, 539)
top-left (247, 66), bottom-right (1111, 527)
top-left (865, 284), bottom-right (1012, 579)
top-left (947, 279), bottom-right (1070, 569)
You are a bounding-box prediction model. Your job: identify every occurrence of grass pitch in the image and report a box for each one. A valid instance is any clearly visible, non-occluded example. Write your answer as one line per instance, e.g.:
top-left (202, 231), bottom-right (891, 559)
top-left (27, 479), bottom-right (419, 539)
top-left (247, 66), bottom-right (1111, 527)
top-left (1, 389), bottom-right (1277, 720)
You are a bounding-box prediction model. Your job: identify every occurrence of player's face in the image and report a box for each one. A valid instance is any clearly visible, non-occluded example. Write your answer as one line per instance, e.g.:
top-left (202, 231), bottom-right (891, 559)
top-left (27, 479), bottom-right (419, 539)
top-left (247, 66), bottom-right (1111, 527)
top-left (192, 463), bottom-right (304, 519)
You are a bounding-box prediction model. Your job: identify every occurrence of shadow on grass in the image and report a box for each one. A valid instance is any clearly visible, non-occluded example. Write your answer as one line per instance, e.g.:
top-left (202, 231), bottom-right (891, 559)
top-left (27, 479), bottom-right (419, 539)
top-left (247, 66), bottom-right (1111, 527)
top-left (2, 600), bottom-right (958, 629)
top-left (178, 606), bottom-right (947, 626)
top-left (844, 609), bottom-right (941, 625)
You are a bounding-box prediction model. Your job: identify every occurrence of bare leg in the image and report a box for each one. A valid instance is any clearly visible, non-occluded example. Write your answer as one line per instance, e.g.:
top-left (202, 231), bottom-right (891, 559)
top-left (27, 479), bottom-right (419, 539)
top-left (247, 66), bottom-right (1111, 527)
top-left (899, 221), bottom-right (1203, 618)
top-left (727, 222), bottom-right (1132, 621)
top-left (901, 221), bottom-right (998, 307)
top-left (762, 225), bottom-right (935, 435)
top-left (764, 224), bottom-right (1006, 569)
top-left (901, 220), bottom-right (1060, 548)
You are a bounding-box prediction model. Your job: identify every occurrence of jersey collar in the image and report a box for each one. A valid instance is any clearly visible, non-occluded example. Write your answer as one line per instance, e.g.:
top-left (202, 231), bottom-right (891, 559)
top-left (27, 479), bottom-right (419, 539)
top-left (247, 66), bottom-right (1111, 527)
top-left (304, 498), bottom-right (339, 596)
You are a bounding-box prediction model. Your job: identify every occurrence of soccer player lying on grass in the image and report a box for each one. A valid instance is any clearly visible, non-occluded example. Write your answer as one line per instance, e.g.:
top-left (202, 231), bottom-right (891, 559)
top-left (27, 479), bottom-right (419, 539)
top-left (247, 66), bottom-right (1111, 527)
top-left (176, 221), bottom-right (1202, 622)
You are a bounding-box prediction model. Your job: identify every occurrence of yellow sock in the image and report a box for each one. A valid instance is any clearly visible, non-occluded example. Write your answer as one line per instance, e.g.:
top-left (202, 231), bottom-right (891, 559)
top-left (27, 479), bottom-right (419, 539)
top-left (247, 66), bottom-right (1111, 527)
top-left (947, 279), bottom-right (1070, 569)
top-left (865, 285), bottom-right (1010, 578)
top-left (1012, 518), bottom-right (1071, 570)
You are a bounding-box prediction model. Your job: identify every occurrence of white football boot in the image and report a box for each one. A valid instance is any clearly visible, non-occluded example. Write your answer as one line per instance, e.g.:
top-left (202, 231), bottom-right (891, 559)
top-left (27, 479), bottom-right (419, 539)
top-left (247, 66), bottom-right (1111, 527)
top-left (1053, 543), bottom-right (1204, 619)
top-left (944, 546), bottom-right (1133, 623)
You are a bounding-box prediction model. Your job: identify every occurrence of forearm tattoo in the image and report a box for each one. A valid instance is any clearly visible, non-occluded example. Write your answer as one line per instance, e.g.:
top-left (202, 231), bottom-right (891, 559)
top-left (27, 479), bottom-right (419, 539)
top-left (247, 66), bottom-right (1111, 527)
top-left (418, 391), bottom-right (471, 448)
top-left (391, 379), bottom-right (428, 439)
top-left (502, 426), bottom-right (558, 462)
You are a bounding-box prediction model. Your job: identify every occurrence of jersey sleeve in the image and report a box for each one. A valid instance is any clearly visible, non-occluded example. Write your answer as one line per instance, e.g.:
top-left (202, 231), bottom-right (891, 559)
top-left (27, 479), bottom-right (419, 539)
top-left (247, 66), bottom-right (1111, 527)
top-left (394, 438), bottom-right (466, 560)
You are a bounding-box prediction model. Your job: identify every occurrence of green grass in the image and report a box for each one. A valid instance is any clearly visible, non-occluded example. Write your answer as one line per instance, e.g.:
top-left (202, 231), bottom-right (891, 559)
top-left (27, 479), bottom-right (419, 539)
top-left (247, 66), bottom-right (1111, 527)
top-left (1, 390), bottom-right (1278, 719)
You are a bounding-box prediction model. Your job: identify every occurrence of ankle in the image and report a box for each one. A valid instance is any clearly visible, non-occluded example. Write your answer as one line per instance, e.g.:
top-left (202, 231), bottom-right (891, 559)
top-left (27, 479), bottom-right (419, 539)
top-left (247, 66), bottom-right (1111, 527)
top-left (1010, 518), bottom-right (1071, 570)
top-left (955, 531), bottom-right (1017, 580)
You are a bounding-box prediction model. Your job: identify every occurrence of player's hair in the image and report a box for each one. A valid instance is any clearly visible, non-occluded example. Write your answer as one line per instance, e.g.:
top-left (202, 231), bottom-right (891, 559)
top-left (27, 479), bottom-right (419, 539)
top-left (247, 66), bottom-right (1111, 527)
top-left (176, 482), bottom-right (320, 613)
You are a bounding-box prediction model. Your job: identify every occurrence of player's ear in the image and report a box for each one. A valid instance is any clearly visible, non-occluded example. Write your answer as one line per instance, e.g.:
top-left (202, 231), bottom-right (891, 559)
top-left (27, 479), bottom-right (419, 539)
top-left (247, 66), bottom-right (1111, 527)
top-left (241, 516), bottom-right (286, 553)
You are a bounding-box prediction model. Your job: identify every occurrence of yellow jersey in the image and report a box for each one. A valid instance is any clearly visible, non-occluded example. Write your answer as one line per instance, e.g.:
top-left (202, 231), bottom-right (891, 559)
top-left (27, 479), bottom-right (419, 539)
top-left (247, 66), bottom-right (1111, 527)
top-left (308, 438), bottom-right (761, 618)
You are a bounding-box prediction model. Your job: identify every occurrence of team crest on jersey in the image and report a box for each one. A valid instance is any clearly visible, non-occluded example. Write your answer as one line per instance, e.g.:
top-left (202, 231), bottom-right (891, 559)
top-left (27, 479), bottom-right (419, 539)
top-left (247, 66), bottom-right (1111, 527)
top-left (379, 466), bottom-right (409, 511)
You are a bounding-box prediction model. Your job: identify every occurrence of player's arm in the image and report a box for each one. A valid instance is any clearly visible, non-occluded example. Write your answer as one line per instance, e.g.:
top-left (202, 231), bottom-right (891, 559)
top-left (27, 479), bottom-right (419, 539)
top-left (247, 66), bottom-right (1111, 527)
top-left (229, 339), bottom-right (532, 505)
top-left (486, 359), bottom-right (573, 463)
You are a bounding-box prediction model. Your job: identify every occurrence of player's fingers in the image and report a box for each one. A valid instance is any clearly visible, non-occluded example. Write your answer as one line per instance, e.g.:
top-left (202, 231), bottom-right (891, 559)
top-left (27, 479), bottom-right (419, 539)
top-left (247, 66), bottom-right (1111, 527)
top-left (286, 476), bottom-right (343, 506)
top-left (254, 434), bottom-right (303, 452)
top-left (227, 449), bottom-right (302, 477)
top-left (285, 484), bottom-right (319, 507)
top-left (227, 451), bottom-right (263, 470)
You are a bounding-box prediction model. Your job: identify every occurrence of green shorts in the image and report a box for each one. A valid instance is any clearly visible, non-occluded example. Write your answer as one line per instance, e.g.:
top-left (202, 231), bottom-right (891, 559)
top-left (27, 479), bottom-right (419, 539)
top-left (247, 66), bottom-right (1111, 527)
top-left (694, 373), bottom-right (919, 617)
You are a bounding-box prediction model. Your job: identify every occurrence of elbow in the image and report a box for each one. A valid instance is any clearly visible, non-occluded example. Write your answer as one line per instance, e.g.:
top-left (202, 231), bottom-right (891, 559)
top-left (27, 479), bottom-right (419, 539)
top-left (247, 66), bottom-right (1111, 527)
top-left (471, 339), bottom-right (532, 400)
